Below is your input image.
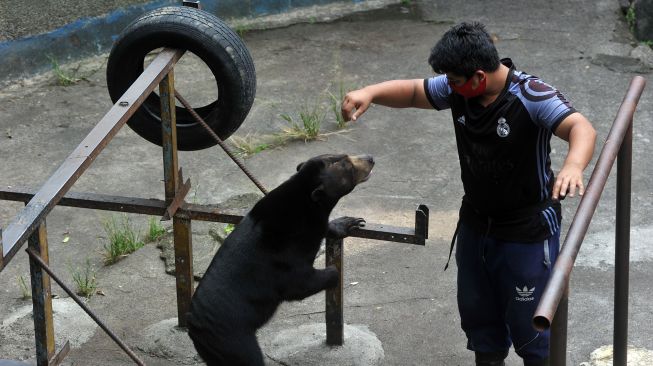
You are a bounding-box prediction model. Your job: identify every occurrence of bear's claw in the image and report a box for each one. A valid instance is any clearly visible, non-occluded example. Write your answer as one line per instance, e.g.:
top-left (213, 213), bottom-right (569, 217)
top-left (327, 216), bottom-right (366, 239)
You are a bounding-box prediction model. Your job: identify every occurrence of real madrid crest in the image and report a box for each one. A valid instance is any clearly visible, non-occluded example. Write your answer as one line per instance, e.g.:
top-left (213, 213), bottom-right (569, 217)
top-left (496, 117), bottom-right (510, 137)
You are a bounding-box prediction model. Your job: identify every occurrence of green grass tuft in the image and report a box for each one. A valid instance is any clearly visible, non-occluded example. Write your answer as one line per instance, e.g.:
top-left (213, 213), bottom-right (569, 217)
top-left (102, 215), bottom-right (144, 265)
top-left (70, 259), bottom-right (98, 298)
top-left (279, 105), bottom-right (326, 142)
top-left (145, 216), bottom-right (167, 243)
top-left (46, 54), bottom-right (85, 86)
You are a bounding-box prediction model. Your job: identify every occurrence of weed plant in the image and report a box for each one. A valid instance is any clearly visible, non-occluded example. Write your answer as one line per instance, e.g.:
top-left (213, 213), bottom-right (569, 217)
top-left (229, 133), bottom-right (273, 157)
top-left (280, 105), bottom-right (326, 142)
top-left (102, 215), bottom-right (144, 265)
top-left (46, 55), bottom-right (85, 86)
top-left (328, 84), bottom-right (348, 129)
top-left (224, 224), bottom-right (235, 236)
top-left (145, 216), bottom-right (167, 242)
top-left (17, 275), bottom-right (31, 300)
top-left (70, 259), bottom-right (97, 298)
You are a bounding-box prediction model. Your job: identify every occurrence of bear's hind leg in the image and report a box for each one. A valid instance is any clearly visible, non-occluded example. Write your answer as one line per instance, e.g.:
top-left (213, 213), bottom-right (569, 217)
top-left (225, 332), bottom-right (265, 366)
top-left (190, 330), bottom-right (263, 366)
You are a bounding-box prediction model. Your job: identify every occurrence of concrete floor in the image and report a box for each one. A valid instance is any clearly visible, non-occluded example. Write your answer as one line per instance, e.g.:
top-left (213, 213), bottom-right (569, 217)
top-left (1, 1), bottom-right (652, 365)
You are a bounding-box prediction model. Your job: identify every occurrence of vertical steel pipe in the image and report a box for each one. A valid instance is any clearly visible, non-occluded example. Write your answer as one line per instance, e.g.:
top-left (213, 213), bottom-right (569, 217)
top-left (549, 286), bottom-right (569, 366)
top-left (28, 221), bottom-right (55, 365)
top-left (533, 76), bottom-right (646, 331)
top-left (160, 70), bottom-right (194, 327)
top-left (613, 119), bottom-right (633, 366)
top-left (325, 238), bottom-right (344, 345)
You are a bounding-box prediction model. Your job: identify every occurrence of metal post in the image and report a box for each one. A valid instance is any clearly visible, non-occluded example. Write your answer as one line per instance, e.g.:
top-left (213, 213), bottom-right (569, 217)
top-left (325, 238), bottom-right (344, 345)
top-left (549, 286), bottom-right (568, 366)
top-left (28, 221), bottom-right (55, 365)
top-left (160, 70), bottom-right (194, 327)
top-left (613, 120), bottom-right (633, 366)
top-left (533, 76), bottom-right (645, 331)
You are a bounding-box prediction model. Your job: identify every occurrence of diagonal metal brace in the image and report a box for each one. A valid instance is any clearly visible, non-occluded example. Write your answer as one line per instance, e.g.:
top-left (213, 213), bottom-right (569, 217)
top-left (162, 167), bottom-right (191, 221)
top-left (48, 340), bottom-right (70, 366)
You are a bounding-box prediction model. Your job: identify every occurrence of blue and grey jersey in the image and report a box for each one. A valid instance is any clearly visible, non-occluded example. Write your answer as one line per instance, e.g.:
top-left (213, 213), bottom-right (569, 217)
top-left (424, 58), bottom-right (576, 242)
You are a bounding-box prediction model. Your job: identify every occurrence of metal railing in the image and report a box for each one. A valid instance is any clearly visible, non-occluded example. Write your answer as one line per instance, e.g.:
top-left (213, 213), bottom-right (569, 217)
top-left (533, 75), bottom-right (646, 366)
top-left (0, 46), bottom-right (428, 365)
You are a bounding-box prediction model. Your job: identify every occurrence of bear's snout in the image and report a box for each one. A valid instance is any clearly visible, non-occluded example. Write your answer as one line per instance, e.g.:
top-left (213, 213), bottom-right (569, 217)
top-left (349, 154), bottom-right (374, 184)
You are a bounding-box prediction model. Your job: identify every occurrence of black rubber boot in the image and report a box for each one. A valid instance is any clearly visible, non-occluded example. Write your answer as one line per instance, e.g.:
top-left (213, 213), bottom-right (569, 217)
top-left (475, 350), bottom-right (509, 366)
top-left (523, 358), bottom-right (550, 366)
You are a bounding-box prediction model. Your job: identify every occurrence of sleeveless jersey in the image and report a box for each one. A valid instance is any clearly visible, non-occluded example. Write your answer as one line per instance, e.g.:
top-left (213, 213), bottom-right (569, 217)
top-left (424, 58), bottom-right (576, 242)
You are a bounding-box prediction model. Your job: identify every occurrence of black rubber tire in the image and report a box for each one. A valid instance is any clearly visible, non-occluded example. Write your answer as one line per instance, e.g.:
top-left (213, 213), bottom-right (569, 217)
top-left (106, 6), bottom-right (256, 151)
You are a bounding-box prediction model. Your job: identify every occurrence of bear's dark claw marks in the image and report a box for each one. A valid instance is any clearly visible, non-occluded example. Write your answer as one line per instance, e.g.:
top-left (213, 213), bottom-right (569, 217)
top-left (327, 216), bottom-right (366, 239)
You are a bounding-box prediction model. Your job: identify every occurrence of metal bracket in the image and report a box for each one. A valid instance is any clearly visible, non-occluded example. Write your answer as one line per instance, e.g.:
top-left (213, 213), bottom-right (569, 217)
top-left (48, 341), bottom-right (70, 366)
top-left (182, 1), bottom-right (201, 9)
top-left (415, 204), bottom-right (429, 245)
top-left (162, 167), bottom-right (191, 221)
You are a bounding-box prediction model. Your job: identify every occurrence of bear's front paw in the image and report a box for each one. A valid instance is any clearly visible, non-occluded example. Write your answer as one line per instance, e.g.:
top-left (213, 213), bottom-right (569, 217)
top-left (327, 216), bottom-right (366, 239)
top-left (324, 265), bottom-right (340, 288)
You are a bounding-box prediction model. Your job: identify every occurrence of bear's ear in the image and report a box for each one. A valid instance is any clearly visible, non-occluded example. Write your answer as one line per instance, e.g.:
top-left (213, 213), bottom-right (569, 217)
top-left (310, 185), bottom-right (325, 202)
top-left (296, 162), bottom-right (304, 171)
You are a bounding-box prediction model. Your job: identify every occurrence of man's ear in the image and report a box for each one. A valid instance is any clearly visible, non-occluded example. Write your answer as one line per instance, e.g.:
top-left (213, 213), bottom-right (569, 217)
top-left (475, 70), bottom-right (486, 83)
top-left (311, 185), bottom-right (325, 202)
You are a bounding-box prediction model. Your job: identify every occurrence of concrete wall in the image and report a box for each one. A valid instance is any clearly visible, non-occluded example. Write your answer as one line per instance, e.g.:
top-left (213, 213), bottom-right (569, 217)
top-left (0, 0), bottom-right (370, 83)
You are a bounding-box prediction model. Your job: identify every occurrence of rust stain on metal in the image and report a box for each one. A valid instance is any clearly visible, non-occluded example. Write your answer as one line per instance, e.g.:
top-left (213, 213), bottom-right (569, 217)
top-left (28, 222), bottom-right (55, 365)
top-left (49, 340), bottom-right (71, 366)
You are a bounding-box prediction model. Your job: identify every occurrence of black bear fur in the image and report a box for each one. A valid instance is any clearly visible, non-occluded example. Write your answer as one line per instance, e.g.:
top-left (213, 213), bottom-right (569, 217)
top-left (186, 154), bottom-right (374, 366)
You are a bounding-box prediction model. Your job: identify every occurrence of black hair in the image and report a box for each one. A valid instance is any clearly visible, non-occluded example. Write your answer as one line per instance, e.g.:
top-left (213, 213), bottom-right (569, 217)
top-left (428, 22), bottom-right (500, 78)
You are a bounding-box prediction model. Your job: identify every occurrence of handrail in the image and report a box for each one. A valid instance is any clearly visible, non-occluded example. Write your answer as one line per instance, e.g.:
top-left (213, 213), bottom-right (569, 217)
top-left (0, 49), bottom-right (184, 272)
top-left (533, 75), bottom-right (646, 330)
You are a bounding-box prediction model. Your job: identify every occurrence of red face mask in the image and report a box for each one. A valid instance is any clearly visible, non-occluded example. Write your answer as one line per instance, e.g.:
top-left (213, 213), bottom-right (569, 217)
top-left (449, 74), bottom-right (486, 98)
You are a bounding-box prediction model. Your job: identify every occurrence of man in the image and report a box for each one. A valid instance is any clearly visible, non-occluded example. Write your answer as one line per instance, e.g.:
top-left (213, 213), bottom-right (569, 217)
top-left (340, 22), bottom-right (596, 366)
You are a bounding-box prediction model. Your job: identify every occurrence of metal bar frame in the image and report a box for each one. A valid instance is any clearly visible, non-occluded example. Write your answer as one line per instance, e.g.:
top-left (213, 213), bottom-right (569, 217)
top-left (533, 76), bottom-right (645, 366)
top-left (159, 67), bottom-right (195, 328)
top-left (0, 187), bottom-right (426, 245)
top-left (0, 43), bottom-right (429, 363)
top-left (0, 48), bottom-right (183, 270)
top-left (0, 48), bottom-right (183, 365)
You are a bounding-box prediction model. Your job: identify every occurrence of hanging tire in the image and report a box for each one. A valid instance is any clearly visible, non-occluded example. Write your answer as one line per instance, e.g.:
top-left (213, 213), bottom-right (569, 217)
top-left (106, 6), bottom-right (256, 151)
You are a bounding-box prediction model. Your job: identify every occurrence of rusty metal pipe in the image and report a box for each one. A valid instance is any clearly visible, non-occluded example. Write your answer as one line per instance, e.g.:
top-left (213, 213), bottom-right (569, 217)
top-left (533, 76), bottom-right (646, 331)
top-left (25, 248), bottom-right (146, 366)
top-left (0, 187), bottom-right (428, 244)
top-left (174, 90), bottom-right (268, 195)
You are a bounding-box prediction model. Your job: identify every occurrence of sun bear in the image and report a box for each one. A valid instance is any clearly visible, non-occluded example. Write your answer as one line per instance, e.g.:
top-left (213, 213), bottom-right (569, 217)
top-left (186, 154), bottom-right (375, 365)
